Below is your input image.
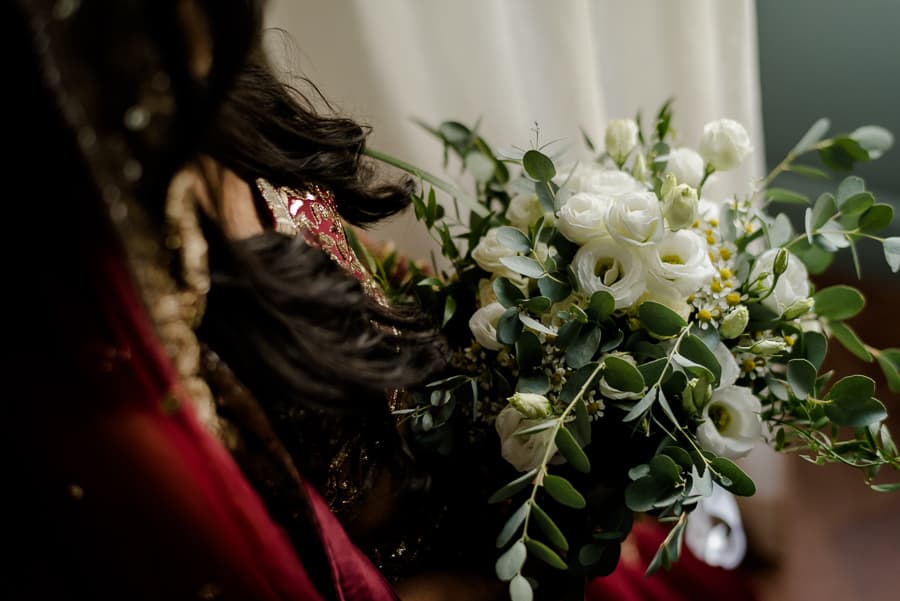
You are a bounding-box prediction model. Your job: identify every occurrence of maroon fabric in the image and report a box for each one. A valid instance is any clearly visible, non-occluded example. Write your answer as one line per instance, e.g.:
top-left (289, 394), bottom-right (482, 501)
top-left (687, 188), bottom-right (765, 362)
top-left (586, 522), bottom-right (758, 601)
top-left (9, 213), bottom-right (397, 600)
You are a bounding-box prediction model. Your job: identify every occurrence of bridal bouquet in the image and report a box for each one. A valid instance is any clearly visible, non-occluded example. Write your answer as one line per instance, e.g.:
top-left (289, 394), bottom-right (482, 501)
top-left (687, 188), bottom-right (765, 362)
top-left (365, 103), bottom-right (900, 601)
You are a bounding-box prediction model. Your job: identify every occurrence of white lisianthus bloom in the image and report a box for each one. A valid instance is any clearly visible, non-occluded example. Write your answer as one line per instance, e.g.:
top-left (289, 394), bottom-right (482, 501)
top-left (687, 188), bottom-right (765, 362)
top-left (606, 190), bottom-right (664, 247)
top-left (696, 385), bottom-right (762, 459)
top-left (665, 147), bottom-right (705, 188)
top-left (573, 238), bottom-right (647, 310)
top-left (472, 227), bottom-right (521, 281)
top-left (468, 302), bottom-right (506, 351)
top-left (509, 392), bottom-right (553, 419)
top-left (605, 119), bottom-right (640, 163)
top-left (748, 248), bottom-right (810, 315)
top-left (507, 193), bottom-right (552, 230)
top-left (495, 406), bottom-right (557, 472)
top-left (712, 342), bottom-right (741, 389)
top-left (557, 164), bottom-right (645, 196)
top-left (699, 119), bottom-right (753, 171)
top-left (697, 198), bottom-right (722, 222)
top-left (646, 230), bottom-right (715, 296)
top-left (557, 192), bottom-right (611, 243)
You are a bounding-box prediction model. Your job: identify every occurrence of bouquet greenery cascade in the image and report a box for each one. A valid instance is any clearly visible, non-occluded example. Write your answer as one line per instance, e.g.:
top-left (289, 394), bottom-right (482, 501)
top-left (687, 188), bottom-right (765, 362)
top-left (365, 104), bottom-right (900, 601)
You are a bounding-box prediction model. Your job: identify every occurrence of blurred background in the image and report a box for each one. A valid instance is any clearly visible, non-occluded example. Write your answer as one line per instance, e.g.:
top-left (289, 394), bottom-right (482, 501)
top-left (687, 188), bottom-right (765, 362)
top-left (266, 1), bottom-right (898, 599)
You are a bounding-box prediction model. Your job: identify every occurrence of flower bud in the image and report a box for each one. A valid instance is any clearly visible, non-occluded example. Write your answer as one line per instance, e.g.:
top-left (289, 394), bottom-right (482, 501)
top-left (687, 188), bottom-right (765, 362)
top-left (605, 119), bottom-right (639, 164)
top-left (508, 392), bottom-right (553, 419)
top-left (773, 248), bottom-right (789, 276)
top-left (631, 151), bottom-right (649, 182)
top-left (749, 339), bottom-right (788, 356)
top-left (720, 305), bottom-right (749, 339)
top-left (682, 376), bottom-right (712, 415)
top-left (782, 297), bottom-right (814, 320)
top-left (661, 175), bottom-right (699, 231)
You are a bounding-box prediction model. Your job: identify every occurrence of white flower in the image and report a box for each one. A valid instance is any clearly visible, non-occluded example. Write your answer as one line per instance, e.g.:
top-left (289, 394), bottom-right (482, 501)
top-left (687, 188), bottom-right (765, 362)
top-left (748, 248), bottom-right (810, 315)
top-left (685, 485), bottom-right (747, 569)
top-left (606, 190), bottom-right (664, 247)
top-left (605, 119), bottom-right (639, 163)
top-left (557, 192), bottom-right (611, 244)
top-left (646, 230), bottom-right (715, 296)
top-left (573, 237), bottom-right (647, 310)
top-left (660, 174), bottom-right (699, 231)
top-left (507, 193), bottom-right (552, 230)
top-left (697, 198), bottom-right (722, 222)
top-left (665, 147), bottom-right (705, 188)
top-left (557, 164), bottom-right (645, 196)
top-left (696, 385), bottom-right (762, 459)
top-left (468, 302), bottom-right (506, 351)
top-left (712, 342), bottom-right (741, 388)
top-left (699, 119), bottom-right (752, 171)
top-left (509, 392), bottom-right (553, 419)
top-left (472, 227), bottom-right (521, 281)
top-left (495, 406), bottom-right (556, 472)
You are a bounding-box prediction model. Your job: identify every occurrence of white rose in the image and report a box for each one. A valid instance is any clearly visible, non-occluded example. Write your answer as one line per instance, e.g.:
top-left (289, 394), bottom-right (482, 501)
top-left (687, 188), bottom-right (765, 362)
top-left (665, 147), bottom-right (705, 188)
top-left (696, 385), bottom-right (762, 459)
top-left (468, 302), bottom-right (506, 351)
top-left (606, 190), bottom-right (664, 247)
top-left (507, 193), bottom-right (552, 230)
top-left (748, 248), bottom-right (810, 316)
top-left (605, 119), bottom-right (640, 164)
top-left (573, 237), bottom-right (647, 310)
top-left (495, 406), bottom-right (557, 472)
top-left (646, 230), bottom-right (715, 296)
top-left (557, 164), bottom-right (645, 196)
top-left (557, 192), bottom-right (611, 244)
top-left (472, 227), bottom-right (521, 281)
top-left (699, 119), bottom-right (752, 171)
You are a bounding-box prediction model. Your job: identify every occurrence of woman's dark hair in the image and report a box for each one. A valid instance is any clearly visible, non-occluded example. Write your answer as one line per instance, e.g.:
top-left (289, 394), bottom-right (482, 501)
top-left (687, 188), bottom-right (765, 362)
top-left (203, 57), bottom-right (415, 226)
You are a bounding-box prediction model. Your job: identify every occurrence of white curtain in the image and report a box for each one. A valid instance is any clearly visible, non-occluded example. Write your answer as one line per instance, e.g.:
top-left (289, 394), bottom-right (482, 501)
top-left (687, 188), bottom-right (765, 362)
top-left (264, 0), bottom-right (782, 512)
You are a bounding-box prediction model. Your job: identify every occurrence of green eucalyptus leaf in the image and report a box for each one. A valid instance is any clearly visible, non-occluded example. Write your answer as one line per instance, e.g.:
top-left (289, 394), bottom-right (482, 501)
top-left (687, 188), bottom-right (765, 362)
top-left (765, 188), bottom-right (810, 205)
top-left (638, 357), bottom-right (670, 386)
top-left (791, 118), bottom-right (830, 154)
top-left (803, 331), bottom-right (828, 369)
top-left (769, 213), bottom-right (794, 248)
top-left (840, 192), bottom-right (875, 217)
top-left (829, 321), bottom-right (873, 362)
top-left (497, 307), bottom-right (523, 345)
top-left (710, 457), bottom-right (756, 496)
top-left (788, 164), bottom-right (831, 180)
top-left (512, 420), bottom-right (557, 438)
top-left (603, 356), bottom-right (645, 393)
top-left (442, 296), bottom-right (457, 327)
top-left (587, 290), bottom-right (616, 322)
top-left (494, 277), bottom-right (525, 308)
top-left (517, 372), bottom-right (551, 395)
top-left (836, 176), bottom-right (866, 206)
top-left (625, 475), bottom-right (670, 512)
top-left (500, 255), bottom-right (545, 279)
top-left (555, 426), bottom-right (591, 473)
top-left (497, 226), bottom-right (532, 252)
top-left (559, 362), bottom-right (601, 405)
top-left (496, 502), bottom-right (531, 548)
top-left (543, 474), bottom-right (587, 509)
top-left (649, 454), bottom-right (683, 484)
top-left (519, 314), bottom-right (558, 337)
top-left (525, 538), bottom-right (568, 570)
top-left (859, 204), bottom-right (894, 233)
top-left (522, 150), bottom-right (557, 182)
top-left (876, 348), bottom-right (900, 393)
top-left (639, 301), bottom-right (688, 337)
top-left (661, 446), bottom-right (694, 471)
top-left (628, 464), bottom-right (651, 480)
top-left (556, 320), bottom-right (583, 350)
top-left (535, 180), bottom-right (557, 213)
top-left (824, 375), bottom-right (886, 427)
top-left (871, 483), bottom-right (900, 493)
top-left (787, 358), bottom-right (817, 399)
top-left (515, 331), bottom-right (543, 372)
top-left (531, 503), bottom-right (569, 551)
top-left (466, 150), bottom-right (497, 183)
top-left (488, 469), bottom-right (538, 504)
top-left (538, 275), bottom-right (572, 302)
top-left (813, 285), bottom-right (865, 320)
top-left (521, 296), bottom-right (553, 313)
top-left (678, 335), bottom-right (722, 386)
top-left (496, 541), bottom-right (527, 581)
top-left (565, 325), bottom-right (602, 368)
top-left (574, 398), bottom-right (592, 444)
top-left (624, 387), bottom-right (658, 422)
top-left (811, 193), bottom-right (837, 231)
